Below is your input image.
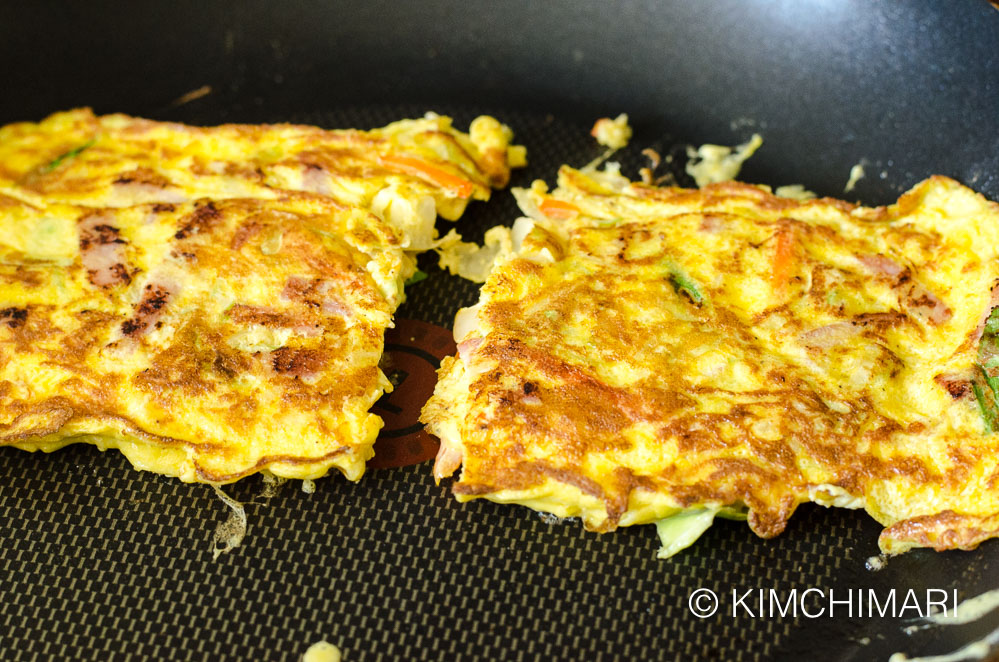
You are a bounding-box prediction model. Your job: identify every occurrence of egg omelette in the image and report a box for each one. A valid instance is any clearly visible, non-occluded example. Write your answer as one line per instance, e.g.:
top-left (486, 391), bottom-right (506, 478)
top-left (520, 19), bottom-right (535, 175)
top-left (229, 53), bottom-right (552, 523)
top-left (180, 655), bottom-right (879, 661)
top-left (0, 110), bottom-right (522, 483)
top-left (422, 164), bottom-right (999, 556)
top-left (0, 108), bottom-right (524, 251)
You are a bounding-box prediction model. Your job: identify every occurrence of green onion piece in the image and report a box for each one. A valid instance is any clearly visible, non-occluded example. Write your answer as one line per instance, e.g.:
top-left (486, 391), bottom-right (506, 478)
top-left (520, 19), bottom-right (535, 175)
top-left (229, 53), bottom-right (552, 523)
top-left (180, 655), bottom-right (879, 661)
top-left (593, 217), bottom-right (621, 227)
top-left (972, 381), bottom-right (995, 434)
top-left (974, 307), bottom-right (999, 433)
top-left (43, 140), bottom-right (95, 173)
top-left (669, 271), bottom-right (704, 305)
top-left (987, 374), bottom-right (999, 401)
top-left (404, 269), bottom-right (428, 286)
top-left (655, 507), bottom-right (719, 559)
top-left (716, 505), bottom-right (749, 521)
top-left (976, 364), bottom-right (999, 401)
top-left (985, 308), bottom-right (999, 336)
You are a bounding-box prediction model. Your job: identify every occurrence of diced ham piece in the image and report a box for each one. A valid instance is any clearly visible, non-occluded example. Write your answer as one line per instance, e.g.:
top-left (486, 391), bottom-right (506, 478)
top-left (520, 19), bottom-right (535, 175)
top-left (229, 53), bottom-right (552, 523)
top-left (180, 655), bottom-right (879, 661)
top-left (120, 279), bottom-right (179, 337)
top-left (857, 254), bottom-right (952, 326)
top-left (281, 276), bottom-right (351, 319)
top-left (112, 168), bottom-right (187, 204)
top-left (969, 281), bottom-right (999, 345)
top-left (226, 304), bottom-right (321, 337)
top-left (858, 254), bottom-right (905, 279)
top-left (800, 322), bottom-right (861, 348)
top-left (905, 282), bottom-right (952, 325)
top-left (79, 214), bottom-right (131, 288)
top-left (934, 373), bottom-right (970, 399)
top-left (457, 337), bottom-right (483, 363)
top-left (698, 214), bottom-right (724, 233)
top-left (271, 347), bottom-right (324, 383)
top-left (114, 182), bottom-right (187, 204)
top-left (301, 164), bottom-right (331, 195)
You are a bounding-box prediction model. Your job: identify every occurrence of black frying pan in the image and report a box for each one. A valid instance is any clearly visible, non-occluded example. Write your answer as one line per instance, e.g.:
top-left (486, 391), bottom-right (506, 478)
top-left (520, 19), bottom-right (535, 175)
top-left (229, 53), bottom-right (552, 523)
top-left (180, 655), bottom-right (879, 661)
top-left (1, 2), bottom-right (998, 660)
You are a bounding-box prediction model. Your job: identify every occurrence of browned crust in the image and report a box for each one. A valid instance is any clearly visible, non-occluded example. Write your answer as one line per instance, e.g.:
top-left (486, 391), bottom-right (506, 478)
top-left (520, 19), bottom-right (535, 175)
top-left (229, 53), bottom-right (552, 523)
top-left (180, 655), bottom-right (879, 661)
top-left (0, 402), bottom-right (354, 483)
top-left (193, 446), bottom-right (352, 483)
top-left (880, 511), bottom-right (999, 552)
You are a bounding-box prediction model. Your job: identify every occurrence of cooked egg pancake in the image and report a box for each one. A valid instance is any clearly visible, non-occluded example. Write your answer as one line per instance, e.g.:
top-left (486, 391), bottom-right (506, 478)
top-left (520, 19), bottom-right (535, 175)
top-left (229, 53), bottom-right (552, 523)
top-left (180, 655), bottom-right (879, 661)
top-left (422, 165), bottom-right (999, 555)
top-left (0, 194), bottom-right (408, 481)
top-left (0, 108), bottom-right (524, 250)
top-left (0, 110), bottom-right (522, 483)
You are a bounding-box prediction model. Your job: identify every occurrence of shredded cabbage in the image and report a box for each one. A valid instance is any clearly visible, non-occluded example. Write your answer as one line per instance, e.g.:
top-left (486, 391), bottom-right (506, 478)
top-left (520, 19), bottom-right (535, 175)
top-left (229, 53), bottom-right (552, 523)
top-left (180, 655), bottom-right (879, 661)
top-left (210, 484), bottom-right (247, 560)
top-left (685, 134), bottom-right (763, 187)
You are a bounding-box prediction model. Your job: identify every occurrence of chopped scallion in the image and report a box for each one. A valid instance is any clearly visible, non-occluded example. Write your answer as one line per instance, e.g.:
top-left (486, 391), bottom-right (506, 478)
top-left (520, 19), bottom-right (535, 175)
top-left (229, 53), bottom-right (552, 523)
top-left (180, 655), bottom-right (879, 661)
top-left (43, 140), bottom-right (95, 173)
top-left (405, 269), bottom-right (428, 286)
top-left (669, 271), bottom-right (703, 305)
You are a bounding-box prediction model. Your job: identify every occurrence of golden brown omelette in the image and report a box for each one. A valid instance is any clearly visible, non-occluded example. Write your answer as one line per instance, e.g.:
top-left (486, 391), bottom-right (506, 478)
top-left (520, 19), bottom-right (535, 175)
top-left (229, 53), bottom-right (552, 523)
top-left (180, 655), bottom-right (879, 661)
top-left (0, 108), bottom-right (524, 251)
top-left (422, 164), bottom-right (999, 556)
top-left (0, 109), bottom-right (522, 483)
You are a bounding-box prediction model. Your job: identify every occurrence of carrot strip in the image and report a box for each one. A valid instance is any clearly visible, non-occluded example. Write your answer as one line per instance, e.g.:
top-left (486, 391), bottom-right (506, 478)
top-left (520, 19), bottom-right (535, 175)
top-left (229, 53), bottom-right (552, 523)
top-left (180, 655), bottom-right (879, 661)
top-left (771, 225), bottom-right (795, 291)
top-left (379, 154), bottom-right (476, 197)
top-left (539, 198), bottom-right (581, 220)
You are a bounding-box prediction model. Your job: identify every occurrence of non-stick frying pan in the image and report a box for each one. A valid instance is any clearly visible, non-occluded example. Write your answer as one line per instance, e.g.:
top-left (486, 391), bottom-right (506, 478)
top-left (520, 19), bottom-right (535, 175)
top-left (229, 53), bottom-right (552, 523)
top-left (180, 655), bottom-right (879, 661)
top-left (2, 2), bottom-right (998, 660)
